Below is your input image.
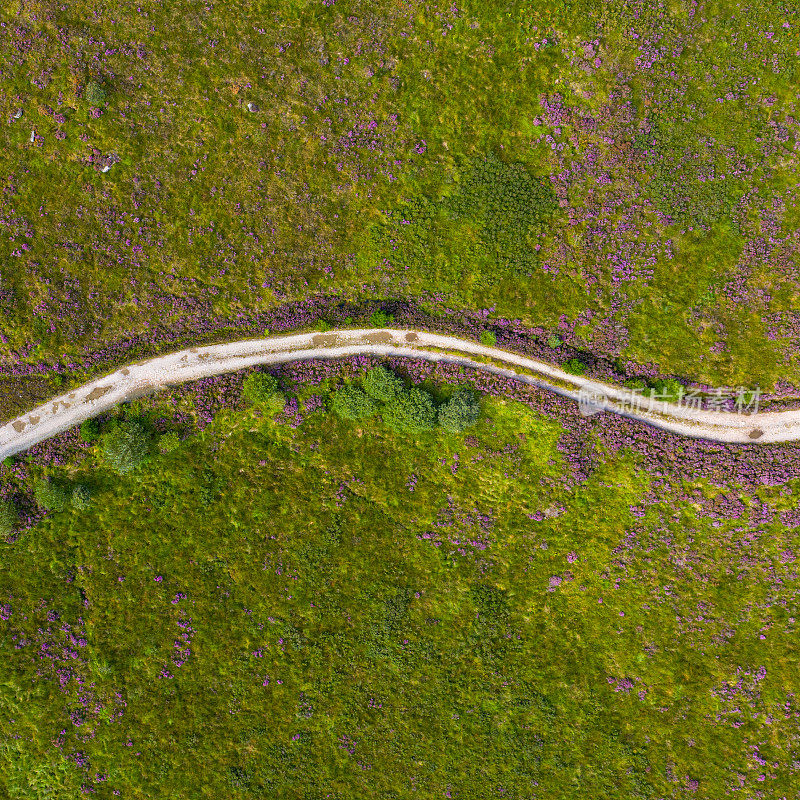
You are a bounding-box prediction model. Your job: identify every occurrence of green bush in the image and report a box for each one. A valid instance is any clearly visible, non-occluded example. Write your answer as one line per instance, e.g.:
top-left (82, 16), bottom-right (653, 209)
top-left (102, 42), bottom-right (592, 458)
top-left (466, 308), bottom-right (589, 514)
top-left (158, 432), bottom-right (181, 454)
top-left (479, 330), bottom-right (497, 347)
top-left (331, 387), bottom-right (377, 420)
top-left (470, 584), bottom-right (510, 621)
top-left (369, 310), bottom-right (393, 328)
top-left (34, 479), bottom-right (70, 512)
top-left (84, 80), bottom-right (107, 104)
top-left (71, 484), bottom-right (93, 512)
top-left (242, 372), bottom-right (279, 405)
top-left (0, 500), bottom-right (17, 536)
top-left (438, 388), bottom-right (481, 433)
top-left (562, 358), bottom-right (587, 376)
top-left (101, 420), bottom-right (150, 475)
top-left (362, 366), bottom-right (404, 403)
top-left (79, 418), bottom-right (100, 443)
top-left (381, 388), bottom-right (436, 434)
top-left (547, 335), bottom-right (563, 348)
top-left (263, 392), bottom-right (287, 414)
top-left (443, 152), bottom-right (558, 274)
top-left (649, 378), bottom-right (684, 402)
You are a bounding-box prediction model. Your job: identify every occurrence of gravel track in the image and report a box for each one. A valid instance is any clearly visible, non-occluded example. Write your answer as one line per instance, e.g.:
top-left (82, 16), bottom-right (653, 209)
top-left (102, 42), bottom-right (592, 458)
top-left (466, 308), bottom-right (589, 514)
top-left (0, 328), bottom-right (792, 460)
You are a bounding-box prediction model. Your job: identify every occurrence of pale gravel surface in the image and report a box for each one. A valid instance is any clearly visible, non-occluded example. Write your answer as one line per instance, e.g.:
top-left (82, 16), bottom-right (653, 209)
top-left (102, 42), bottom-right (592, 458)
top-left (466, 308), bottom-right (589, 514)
top-left (0, 328), bottom-right (794, 460)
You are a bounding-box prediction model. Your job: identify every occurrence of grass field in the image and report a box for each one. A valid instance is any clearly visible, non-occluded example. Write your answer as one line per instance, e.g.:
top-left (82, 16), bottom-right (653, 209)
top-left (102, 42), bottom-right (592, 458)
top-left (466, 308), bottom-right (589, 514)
top-left (0, 0), bottom-right (799, 396)
top-left (1, 359), bottom-right (799, 798)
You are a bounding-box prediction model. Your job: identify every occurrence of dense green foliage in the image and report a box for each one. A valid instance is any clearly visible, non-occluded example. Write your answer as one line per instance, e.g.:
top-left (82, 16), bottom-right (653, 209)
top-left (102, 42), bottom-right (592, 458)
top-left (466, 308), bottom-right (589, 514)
top-left (242, 373), bottom-right (280, 405)
top-left (100, 420), bottom-right (150, 475)
top-left (381, 387), bottom-right (437, 434)
top-left (562, 358), bottom-right (588, 376)
top-left (649, 378), bottom-right (685, 402)
top-left (330, 386), bottom-right (377, 420)
top-left (82, 80), bottom-right (107, 105)
top-left (437, 388), bottom-right (481, 433)
top-left (158, 431), bottom-right (181, 454)
top-left (442, 152), bottom-right (558, 274)
top-left (70, 484), bottom-right (92, 512)
top-left (33, 478), bottom-right (70, 512)
top-left (79, 418), bottom-right (100, 444)
top-left (362, 366), bottom-right (404, 403)
top-left (0, 500), bottom-right (16, 536)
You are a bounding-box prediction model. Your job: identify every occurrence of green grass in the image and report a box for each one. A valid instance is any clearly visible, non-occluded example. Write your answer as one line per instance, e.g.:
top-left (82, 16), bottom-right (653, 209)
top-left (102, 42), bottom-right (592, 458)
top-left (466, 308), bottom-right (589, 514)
top-left (2, 385), bottom-right (799, 797)
top-left (1, 0), bottom-right (800, 397)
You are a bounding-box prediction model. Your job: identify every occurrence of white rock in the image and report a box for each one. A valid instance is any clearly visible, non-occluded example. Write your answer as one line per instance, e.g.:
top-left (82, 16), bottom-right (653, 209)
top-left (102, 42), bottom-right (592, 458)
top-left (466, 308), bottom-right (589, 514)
top-left (29, 129), bottom-right (35, 143)
top-left (13, 108), bottom-right (22, 120)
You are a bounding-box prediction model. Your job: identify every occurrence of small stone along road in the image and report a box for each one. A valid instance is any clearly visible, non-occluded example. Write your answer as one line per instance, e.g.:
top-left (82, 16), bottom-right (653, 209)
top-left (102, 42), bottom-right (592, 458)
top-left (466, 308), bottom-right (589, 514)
top-left (0, 328), bottom-right (795, 460)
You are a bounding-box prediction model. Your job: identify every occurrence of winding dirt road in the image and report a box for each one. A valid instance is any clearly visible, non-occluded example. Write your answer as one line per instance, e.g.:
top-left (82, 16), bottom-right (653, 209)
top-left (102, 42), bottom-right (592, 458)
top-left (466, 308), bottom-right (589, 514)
top-left (0, 328), bottom-right (795, 460)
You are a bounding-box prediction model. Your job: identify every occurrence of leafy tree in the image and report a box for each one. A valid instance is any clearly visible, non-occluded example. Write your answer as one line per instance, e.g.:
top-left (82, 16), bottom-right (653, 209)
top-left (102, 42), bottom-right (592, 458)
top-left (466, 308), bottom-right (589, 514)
top-left (363, 366), bottom-right (404, 403)
top-left (438, 388), bottom-right (481, 433)
top-left (331, 386), bottom-right (377, 420)
top-left (0, 500), bottom-right (17, 536)
top-left (381, 388), bottom-right (436, 434)
top-left (242, 372), bottom-right (279, 405)
top-left (79, 418), bottom-right (100, 443)
top-left (101, 420), bottom-right (149, 475)
top-left (562, 358), bottom-right (587, 376)
top-left (84, 80), bottom-right (107, 104)
top-left (479, 330), bottom-right (497, 346)
top-left (71, 484), bottom-right (93, 511)
top-left (34, 478), bottom-right (70, 512)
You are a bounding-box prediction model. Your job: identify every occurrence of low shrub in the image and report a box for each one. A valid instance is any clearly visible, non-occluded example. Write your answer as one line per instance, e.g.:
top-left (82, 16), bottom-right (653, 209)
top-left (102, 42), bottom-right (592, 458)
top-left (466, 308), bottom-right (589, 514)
top-left (331, 387), bottom-right (377, 420)
top-left (34, 479), bottom-right (70, 512)
top-left (101, 420), bottom-right (150, 475)
top-left (242, 372), bottom-right (279, 405)
top-left (83, 80), bottom-right (107, 104)
top-left (479, 330), bottom-right (497, 347)
top-left (369, 310), bottom-right (393, 328)
top-left (158, 432), bottom-right (181, 454)
top-left (0, 500), bottom-right (17, 535)
top-left (79, 418), bottom-right (100, 443)
top-left (438, 388), bottom-right (481, 433)
top-left (71, 484), bottom-right (93, 511)
top-left (363, 366), bottom-right (404, 403)
top-left (562, 358), bottom-right (587, 376)
top-left (381, 388), bottom-right (436, 434)
top-left (547, 335), bottom-right (563, 348)
top-left (649, 378), bottom-right (684, 402)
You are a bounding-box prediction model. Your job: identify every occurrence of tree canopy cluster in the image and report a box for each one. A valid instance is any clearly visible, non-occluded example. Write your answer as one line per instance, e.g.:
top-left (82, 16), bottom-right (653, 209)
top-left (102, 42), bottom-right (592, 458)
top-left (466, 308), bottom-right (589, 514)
top-left (330, 366), bottom-right (482, 435)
